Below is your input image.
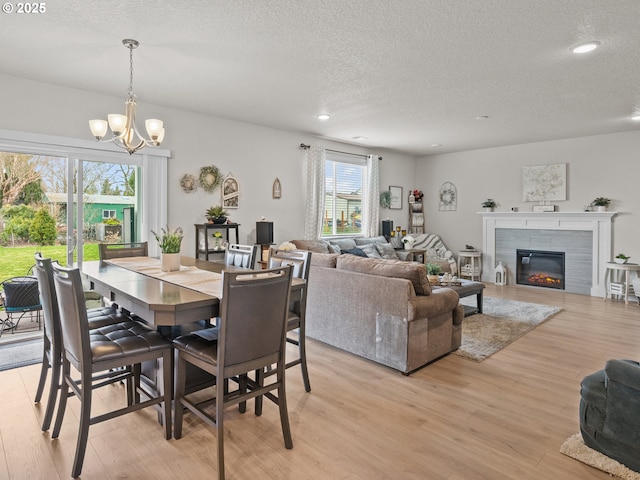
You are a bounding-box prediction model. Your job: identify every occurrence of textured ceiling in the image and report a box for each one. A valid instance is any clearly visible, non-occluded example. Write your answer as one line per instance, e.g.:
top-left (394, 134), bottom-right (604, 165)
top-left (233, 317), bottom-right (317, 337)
top-left (1, 0), bottom-right (639, 156)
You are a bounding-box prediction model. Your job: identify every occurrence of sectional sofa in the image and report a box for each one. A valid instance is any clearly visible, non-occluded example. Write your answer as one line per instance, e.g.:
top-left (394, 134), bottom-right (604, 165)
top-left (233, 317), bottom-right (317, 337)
top-left (291, 239), bottom-right (464, 374)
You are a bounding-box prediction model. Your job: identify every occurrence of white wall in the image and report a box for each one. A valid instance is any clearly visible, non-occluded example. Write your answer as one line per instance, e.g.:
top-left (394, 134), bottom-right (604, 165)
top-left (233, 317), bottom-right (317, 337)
top-left (416, 131), bottom-right (640, 261)
top-left (0, 74), bottom-right (417, 252)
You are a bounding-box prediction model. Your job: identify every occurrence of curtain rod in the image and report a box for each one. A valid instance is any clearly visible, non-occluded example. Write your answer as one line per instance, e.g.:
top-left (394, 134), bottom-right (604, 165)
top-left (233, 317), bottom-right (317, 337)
top-left (299, 143), bottom-right (382, 160)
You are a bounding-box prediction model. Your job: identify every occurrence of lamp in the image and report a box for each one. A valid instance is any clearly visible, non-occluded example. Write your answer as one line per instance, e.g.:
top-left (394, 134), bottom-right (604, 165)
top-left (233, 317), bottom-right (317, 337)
top-left (89, 39), bottom-right (165, 155)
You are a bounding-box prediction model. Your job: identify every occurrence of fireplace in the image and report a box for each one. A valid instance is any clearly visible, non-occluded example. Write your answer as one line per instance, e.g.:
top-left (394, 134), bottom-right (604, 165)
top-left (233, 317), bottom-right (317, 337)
top-left (516, 249), bottom-right (565, 290)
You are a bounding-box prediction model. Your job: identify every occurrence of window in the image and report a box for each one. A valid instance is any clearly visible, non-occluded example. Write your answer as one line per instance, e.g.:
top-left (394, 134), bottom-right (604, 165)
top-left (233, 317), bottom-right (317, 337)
top-left (323, 152), bottom-right (366, 237)
top-left (102, 209), bottom-right (117, 219)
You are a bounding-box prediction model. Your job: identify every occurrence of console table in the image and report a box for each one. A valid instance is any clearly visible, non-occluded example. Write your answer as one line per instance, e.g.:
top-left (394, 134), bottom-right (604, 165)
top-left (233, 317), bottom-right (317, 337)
top-left (194, 223), bottom-right (240, 261)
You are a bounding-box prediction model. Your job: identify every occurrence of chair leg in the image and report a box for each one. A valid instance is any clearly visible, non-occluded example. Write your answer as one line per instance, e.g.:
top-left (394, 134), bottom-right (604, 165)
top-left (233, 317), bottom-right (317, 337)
top-left (277, 368), bottom-right (293, 449)
top-left (238, 373), bottom-right (247, 414)
top-left (34, 339), bottom-right (50, 403)
top-left (173, 354), bottom-right (187, 439)
top-left (254, 368), bottom-right (264, 416)
top-left (160, 351), bottom-right (172, 440)
top-left (216, 379), bottom-right (226, 480)
top-left (52, 360), bottom-right (71, 439)
top-left (297, 326), bottom-right (311, 393)
top-left (41, 354), bottom-right (61, 431)
top-left (71, 373), bottom-right (92, 479)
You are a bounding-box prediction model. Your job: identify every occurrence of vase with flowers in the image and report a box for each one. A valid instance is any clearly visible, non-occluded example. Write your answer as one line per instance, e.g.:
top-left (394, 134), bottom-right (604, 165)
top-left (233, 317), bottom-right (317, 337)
top-left (411, 189), bottom-right (424, 203)
top-left (151, 225), bottom-right (184, 272)
top-left (212, 231), bottom-right (224, 251)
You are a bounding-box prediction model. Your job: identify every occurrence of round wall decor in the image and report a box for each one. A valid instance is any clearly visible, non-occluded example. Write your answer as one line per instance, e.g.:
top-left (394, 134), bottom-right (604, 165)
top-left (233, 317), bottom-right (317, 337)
top-left (179, 173), bottom-right (197, 193)
top-left (199, 165), bottom-right (223, 193)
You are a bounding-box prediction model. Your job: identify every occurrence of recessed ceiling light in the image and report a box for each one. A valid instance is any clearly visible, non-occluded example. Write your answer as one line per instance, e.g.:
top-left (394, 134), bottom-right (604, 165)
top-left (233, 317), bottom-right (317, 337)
top-left (430, 144), bottom-right (442, 148)
top-left (317, 113), bottom-right (331, 120)
top-left (352, 136), bottom-right (368, 140)
top-left (475, 115), bottom-right (489, 120)
top-left (632, 114), bottom-right (640, 121)
top-left (571, 41), bottom-right (601, 54)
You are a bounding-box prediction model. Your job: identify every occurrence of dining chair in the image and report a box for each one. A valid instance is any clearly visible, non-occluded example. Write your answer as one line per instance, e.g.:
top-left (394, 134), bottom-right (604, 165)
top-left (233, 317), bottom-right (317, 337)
top-left (51, 262), bottom-right (173, 479)
top-left (99, 241), bottom-right (148, 260)
top-left (223, 243), bottom-right (258, 269)
top-left (32, 253), bottom-right (135, 432)
top-left (173, 265), bottom-right (294, 480)
top-left (264, 248), bottom-right (313, 392)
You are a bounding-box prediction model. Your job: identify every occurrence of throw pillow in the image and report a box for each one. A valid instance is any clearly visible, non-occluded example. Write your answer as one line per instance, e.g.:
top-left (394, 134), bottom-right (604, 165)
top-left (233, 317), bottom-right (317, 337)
top-left (342, 247), bottom-right (368, 258)
top-left (329, 238), bottom-right (357, 251)
top-left (375, 242), bottom-right (399, 260)
top-left (359, 244), bottom-right (382, 258)
top-left (328, 244), bottom-right (341, 254)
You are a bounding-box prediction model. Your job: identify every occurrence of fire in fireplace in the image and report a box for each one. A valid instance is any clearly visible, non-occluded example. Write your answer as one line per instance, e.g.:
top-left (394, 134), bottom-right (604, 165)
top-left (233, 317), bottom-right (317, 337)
top-left (516, 249), bottom-right (565, 290)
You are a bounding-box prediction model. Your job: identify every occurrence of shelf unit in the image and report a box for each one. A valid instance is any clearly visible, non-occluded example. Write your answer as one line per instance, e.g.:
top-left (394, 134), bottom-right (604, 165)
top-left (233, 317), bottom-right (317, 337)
top-left (408, 202), bottom-right (425, 234)
top-left (194, 223), bottom-right (240, 261)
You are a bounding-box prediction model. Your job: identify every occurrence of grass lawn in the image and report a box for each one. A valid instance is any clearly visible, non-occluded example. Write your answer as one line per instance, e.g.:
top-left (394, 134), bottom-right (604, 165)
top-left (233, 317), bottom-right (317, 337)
top-left (0, 244), bottom-right (100, 284)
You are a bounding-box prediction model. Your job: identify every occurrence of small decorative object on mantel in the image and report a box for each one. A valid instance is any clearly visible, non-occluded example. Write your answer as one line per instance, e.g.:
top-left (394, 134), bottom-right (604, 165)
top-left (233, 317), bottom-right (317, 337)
top-left (272, 178), bottom-right (281, 199)
top-left (614, 253), bottom-right (630, 264)
top-left (532, 204), bottom-right (556, 212)
top-left (591, 197), bottom-right (611, 212)
top-left (222, 173), bottom-right (239, 208)
top-left (199, 165), bottom-right (223, 193)
top-left (151, 225), bottom-right (183, 272)
top-left (481, 199), bottom-right (497, 212)
top-left (179, 174), bottom-right (197, 193)
top-left (206, 205), bottom-right (228, 224)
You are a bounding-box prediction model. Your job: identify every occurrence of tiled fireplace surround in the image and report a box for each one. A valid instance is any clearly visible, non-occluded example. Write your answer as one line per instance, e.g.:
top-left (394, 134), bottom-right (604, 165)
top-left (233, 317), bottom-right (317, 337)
top-left (480, 212), bottom-right (617, 296)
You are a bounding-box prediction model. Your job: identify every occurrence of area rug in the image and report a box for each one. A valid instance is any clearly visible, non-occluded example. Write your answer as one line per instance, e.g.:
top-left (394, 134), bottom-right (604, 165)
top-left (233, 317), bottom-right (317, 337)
top-left (0, 338), bottom-right (43, 371)
top-left (453, 296), bottom-right (561, 361)
top-left (560, 433), bottom-right (640, 480)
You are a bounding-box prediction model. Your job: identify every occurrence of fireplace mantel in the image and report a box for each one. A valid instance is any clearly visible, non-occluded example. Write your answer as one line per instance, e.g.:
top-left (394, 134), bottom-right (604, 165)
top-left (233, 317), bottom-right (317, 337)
top-left (480, 211), bottom-right (617, 296)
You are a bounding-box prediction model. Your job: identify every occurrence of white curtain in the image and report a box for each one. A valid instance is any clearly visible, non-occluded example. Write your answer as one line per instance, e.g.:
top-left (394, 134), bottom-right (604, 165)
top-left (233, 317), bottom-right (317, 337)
top-left (303, 145), bottom-right (326, 239)
top-left (364, 154), bottom-right (380, 237)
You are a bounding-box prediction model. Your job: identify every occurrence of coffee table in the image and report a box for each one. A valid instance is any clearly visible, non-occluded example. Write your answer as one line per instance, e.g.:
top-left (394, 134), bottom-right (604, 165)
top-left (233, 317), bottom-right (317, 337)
top-left (436, 279), bottom-right (485, 316)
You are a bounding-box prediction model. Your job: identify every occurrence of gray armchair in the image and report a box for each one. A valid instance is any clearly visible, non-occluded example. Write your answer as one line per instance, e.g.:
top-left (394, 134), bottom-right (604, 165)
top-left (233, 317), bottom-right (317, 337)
top-left (580, 359), bottom-right (640, 473)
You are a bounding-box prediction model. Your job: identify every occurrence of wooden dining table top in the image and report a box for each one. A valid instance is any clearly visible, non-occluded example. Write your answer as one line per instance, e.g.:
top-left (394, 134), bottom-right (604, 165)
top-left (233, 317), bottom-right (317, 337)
top-left (80, 256), bottom-right (303, 327)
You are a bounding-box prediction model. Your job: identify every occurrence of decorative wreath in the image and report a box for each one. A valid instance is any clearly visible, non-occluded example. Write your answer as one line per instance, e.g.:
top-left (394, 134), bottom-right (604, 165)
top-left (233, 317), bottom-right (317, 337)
top-left (199, 165), bottom-right (223, 193)
top-left (179, 174), bottom-right (197, 193)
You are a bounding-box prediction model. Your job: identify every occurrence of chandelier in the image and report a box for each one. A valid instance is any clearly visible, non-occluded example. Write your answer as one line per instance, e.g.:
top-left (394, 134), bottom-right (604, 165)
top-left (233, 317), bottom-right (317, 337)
top-left (89, 39), bottom-right (165, 155)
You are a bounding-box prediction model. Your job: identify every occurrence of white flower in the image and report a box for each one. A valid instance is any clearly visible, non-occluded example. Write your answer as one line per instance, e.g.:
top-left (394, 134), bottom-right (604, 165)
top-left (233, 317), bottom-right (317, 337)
top-left (402, 235), bottom-right (415, 244)
top-left (278, 241), bottom-right (297, 251)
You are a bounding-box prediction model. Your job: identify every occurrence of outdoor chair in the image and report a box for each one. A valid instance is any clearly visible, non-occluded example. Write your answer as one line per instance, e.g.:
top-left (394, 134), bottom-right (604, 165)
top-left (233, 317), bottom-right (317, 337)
top-left (173, 266), bottom-right (294, 480)
top-left (0, 275), bottom-right (42, 337)
top-left (51, 263), bottom-right (172, 479)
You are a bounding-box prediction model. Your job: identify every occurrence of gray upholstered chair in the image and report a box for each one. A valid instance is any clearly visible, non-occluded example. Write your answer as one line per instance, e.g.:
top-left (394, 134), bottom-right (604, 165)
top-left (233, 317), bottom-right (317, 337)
top-left (173, 266), bottom-right (294, 480)
top-left (98, 241), bottom-right (148, 260)
top-left (32, 253), bottom-right (131, 432)
top-left (263, 248), bottom-right (312, 393)
top-left (223, 243), bottom-right (258, 269)
top-left (580, 359), bottom-right (640, 473)
top-left (51, 263), bottom-right (172, 479)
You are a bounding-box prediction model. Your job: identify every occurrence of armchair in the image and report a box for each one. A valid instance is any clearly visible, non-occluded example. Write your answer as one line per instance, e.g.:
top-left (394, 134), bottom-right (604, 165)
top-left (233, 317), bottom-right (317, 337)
top-left (580, 359), bottom-right (640, 473)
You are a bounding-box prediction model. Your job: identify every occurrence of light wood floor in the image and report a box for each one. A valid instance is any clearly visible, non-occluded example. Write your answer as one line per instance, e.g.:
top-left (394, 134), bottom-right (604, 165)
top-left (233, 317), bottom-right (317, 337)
top-left (1, 285), bottom-right (639, 479)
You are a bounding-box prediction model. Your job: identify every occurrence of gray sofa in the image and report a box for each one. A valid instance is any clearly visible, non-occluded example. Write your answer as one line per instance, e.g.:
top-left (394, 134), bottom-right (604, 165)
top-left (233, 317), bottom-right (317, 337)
top-left (291, 234), bottom-right (457, 274)
top-left (293, 248), bottom-right (463, 374)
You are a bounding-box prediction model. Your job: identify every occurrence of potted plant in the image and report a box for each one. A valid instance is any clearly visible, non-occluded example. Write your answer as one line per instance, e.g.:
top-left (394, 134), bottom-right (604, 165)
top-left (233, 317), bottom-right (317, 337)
top-left (615, 253), bottom-right (630, 264)
top-left (426, 263), bottom-right (441, 284)
top-left (151, 225), bottom-right (184, 272)
top-left (481, 199), bottom-right (497, 212)
top-left (206, 205), bottom-right (228, 224)
top-left (592, 197), bottom-right (611, 212)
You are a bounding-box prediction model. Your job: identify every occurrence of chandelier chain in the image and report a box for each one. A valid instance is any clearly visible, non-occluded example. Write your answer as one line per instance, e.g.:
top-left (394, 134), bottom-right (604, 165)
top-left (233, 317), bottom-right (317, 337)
top-left (128, 43), bottom-right (134, 97)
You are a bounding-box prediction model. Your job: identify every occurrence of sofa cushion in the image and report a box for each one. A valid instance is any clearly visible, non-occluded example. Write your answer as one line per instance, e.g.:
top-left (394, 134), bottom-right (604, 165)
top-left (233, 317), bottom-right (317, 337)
top-left (310, 252), bottom-right (340, 268)
top-left (329, 238), bottom-right (357, 252)
top-left (375, 242), bottom-right (400, 260)
top-left (359, 244), bottom-right (382, 258)
top-left (342, 247), bottom-right (368, 258)
top-left (336, 255), bottom-right (432, 296)
top-left (291, 240), bottom-right (330, 253)
top-left (355, 235), bottom-right (388, 246)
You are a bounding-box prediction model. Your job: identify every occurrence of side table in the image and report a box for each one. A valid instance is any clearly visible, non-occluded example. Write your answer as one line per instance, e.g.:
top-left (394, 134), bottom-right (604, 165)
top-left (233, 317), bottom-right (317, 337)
top-left (603, 262), bottom-right (640, 304)
top-left (458, 250), bottom-right (482, 281)
top-left (194, 223), bottom-right (240, 261)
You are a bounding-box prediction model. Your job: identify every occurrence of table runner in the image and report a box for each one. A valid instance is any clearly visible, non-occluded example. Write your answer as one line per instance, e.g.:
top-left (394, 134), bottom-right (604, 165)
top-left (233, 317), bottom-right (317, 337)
top-left (106, 257), bottom-right (224, 298)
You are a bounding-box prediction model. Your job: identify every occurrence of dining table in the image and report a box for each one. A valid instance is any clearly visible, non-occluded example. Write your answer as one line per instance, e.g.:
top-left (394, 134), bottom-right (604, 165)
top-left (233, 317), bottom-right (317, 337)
top-left (79, 255), bottom-right (303, 328)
